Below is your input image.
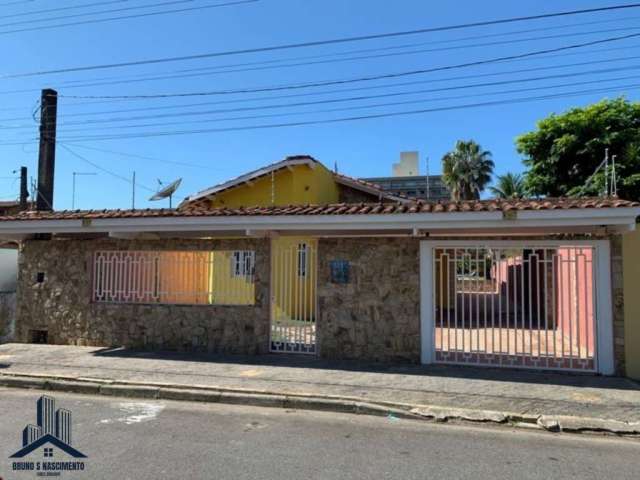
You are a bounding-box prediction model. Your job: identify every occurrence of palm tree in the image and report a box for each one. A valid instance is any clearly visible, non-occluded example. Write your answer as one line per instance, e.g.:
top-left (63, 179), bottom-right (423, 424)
top-left (442, 140), bottom-right (494, 201)
top-left (489, 172), bottom-right (526, 199)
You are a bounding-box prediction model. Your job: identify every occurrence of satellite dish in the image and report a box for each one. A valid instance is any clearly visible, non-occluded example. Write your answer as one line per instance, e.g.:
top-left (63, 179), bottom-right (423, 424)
top-left (149, 178), bottom-right (182, 208)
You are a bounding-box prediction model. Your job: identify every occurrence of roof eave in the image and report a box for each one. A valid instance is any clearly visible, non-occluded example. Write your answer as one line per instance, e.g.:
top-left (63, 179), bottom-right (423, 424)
top-left (1, 207), bottom-right (638, 238)
top-left (332, 175), bottom-right (412, 203)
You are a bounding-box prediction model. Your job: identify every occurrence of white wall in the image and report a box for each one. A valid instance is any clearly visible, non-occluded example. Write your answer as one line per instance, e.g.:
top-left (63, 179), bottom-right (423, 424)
top-left (0, 248), bottom-right (17, 293)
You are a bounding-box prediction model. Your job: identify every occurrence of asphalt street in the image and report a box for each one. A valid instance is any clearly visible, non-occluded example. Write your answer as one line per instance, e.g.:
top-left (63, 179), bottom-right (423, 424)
top-left (0, 387), bottom-right (638, 480)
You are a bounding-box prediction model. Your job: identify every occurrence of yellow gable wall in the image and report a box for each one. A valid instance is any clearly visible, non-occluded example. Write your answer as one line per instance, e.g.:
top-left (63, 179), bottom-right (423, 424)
top-left (209, 163), bottom-right (340, 208)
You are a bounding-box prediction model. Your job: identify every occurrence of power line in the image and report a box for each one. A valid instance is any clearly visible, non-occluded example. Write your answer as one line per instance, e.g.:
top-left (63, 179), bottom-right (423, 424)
top-left (4, 3), bottom-right (640, 78)
top-left (59, 143), bottom-right (156, 192)
top-left (35, 83), bottom-right (639, 143)
top-left (56, 41), bottom-right (640, 108)
top-left (4, 17), bottom-right (628, 93)
top-left (0, 1), bottom-right (35, 6)
top-left (57, 32), bottom-right (640, 99)
top-left (0, 0), bottom-right (206, 28)
top-left (43, 43), bottom-right (640, 110)
top-left (0, 0), bottom-right (127, 21)
top-left (0, 25), bottom-right (635, 99)
top-left (31, 15), bottom-right (637, 96)
top-left (0, 0), bottom-right (259, 36)
top-left (61, 143), bottom-right (218, 170)
top-left (51, 74), bottom-right (640, 133)
top-left (22, 24), bottom-right (636, 93)
top-left (42, 64), bottom-right (640, 128)
top-left (1, 82), bottom-right (636, 146)
top-left (1, 51), bottom-right (638, 125)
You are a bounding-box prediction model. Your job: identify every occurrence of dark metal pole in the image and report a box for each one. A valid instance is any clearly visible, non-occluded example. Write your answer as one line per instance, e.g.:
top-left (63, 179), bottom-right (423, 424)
top-left (36, 88), bottom-right (58, 211)
top-left (19, 166), bottom-right (28, 210)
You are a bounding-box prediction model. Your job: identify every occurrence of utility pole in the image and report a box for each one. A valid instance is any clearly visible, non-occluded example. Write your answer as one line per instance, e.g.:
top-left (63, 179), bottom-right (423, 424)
top-left (36, 88), bottom-right (58, 211)
top-left (19, 166), bottom-right (28, 210)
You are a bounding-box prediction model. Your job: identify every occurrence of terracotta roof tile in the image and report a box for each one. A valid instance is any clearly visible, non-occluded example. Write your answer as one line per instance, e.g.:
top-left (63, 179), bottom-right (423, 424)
top-left (0, 198), bottom-right (637, 222)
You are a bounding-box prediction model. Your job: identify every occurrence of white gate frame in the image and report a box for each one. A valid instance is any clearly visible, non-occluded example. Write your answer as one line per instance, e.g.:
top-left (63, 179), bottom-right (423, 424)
top-left (419, 239), bottom-right (614, 374)
top-left (269, 238), bottom-right (318, 354)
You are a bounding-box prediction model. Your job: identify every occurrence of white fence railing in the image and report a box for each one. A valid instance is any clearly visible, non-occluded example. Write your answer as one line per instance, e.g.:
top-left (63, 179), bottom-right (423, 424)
top-left (433, 246), bottom-right (596, 371)
top-left (92, 250), bottom-right (255, 305)
top-left (270, 241), bottom-right (317, 354)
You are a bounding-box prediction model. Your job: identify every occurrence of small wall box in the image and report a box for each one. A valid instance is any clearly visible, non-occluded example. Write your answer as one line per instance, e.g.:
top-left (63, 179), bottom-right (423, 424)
top-left (330, 260), bottom-right (350, 284)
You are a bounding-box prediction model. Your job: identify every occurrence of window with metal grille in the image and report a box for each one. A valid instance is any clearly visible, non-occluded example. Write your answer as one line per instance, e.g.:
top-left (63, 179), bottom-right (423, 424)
top-left (232, 251), bottom-right (255, 277)
top-left (92, 250), bottom-right (255, 305)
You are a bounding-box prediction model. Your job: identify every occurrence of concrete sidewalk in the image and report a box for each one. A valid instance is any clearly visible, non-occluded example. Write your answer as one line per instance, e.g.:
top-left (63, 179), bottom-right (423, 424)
top-left (1, 343), bottom-right (639, 434)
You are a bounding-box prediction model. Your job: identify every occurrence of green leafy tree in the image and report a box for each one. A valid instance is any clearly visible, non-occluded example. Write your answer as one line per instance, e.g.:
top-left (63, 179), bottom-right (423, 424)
top-left (516, 98), bottom-right (640, 200)
top-left (442, 140), bottom-right (494, 201)
top-left (489, 172), bottom-right (526, 199)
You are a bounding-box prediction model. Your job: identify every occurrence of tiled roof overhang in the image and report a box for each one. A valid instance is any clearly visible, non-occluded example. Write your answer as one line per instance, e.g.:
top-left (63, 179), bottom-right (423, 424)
top-left (1, 198), bottom-right (637, 221)
top-left (0, 198), bottom-right (638, 239)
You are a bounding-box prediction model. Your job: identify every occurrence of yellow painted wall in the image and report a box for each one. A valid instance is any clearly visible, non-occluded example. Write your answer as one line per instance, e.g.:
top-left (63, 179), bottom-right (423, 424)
top-left (271, 237), bottom-right (317, 322)
top-left (624, 228), bottom-right (640, 379)
top-left (208, 251), bottom-right (255, 306)
top-left (156, 251), bottom-right (254, 305)
top-left (209, 163), bottom-right (340, 208)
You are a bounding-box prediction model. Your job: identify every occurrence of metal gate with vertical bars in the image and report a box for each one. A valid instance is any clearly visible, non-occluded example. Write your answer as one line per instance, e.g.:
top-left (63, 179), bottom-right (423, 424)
top-left (433, 244), bottom-right (597, 371)
top-left (270, 239), bottom-right (318, 354)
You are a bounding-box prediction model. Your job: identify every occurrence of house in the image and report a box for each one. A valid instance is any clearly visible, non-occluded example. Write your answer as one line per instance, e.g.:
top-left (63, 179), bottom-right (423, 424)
top-left (0, 154), bottom-right (639, 376)
top-left (0, 200), bottom-right (22, 216)
top-left (180, 155), bottom-right (409, 208)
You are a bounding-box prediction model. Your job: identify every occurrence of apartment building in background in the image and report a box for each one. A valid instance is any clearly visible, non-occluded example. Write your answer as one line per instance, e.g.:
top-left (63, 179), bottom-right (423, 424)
top-left (361, 151), bottom-right (450, 201)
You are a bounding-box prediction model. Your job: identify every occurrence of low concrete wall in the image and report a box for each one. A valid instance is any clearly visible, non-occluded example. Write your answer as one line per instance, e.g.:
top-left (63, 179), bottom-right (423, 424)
top-left (317, 238), bottom-right (420, 362)
top-left (16, 238), bottom-right (271, 354)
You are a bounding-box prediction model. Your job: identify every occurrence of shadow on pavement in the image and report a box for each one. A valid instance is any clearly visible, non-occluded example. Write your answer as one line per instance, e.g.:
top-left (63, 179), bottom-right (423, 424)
top-left (91, 346), bottom-right (640, 391)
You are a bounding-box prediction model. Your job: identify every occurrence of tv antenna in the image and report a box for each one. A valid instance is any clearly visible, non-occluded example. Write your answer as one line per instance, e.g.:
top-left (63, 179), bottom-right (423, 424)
top-left (149, 178), bottom-right (182, 208)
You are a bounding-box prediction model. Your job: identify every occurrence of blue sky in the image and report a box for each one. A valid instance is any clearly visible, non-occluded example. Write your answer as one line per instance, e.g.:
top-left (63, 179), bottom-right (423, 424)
top-left (0, 0), bottom-right (639, 209)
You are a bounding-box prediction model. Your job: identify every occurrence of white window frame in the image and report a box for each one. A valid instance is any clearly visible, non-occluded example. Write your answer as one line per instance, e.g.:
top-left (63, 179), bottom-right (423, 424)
top-left (232, 250), bottom-right (255, 278)
top-left (419, 239), bottom-right (614, 374)
top-left (297, 243), bottom-right (308, 278)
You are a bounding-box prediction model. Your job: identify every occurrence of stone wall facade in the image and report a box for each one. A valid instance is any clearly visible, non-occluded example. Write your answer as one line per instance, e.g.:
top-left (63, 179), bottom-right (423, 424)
top-left (15, 235), bottom-right (421, 363)
top-left (14, 234), bottom-right (625, 372)
top-left (16, 237), bottom-right (271, 354)
top-left (317, 238), bottom-right (421, 362)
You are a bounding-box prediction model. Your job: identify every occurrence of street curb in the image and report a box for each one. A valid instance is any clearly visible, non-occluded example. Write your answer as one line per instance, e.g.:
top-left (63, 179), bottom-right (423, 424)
top-left (0, 373), bottom-right (638, 436)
